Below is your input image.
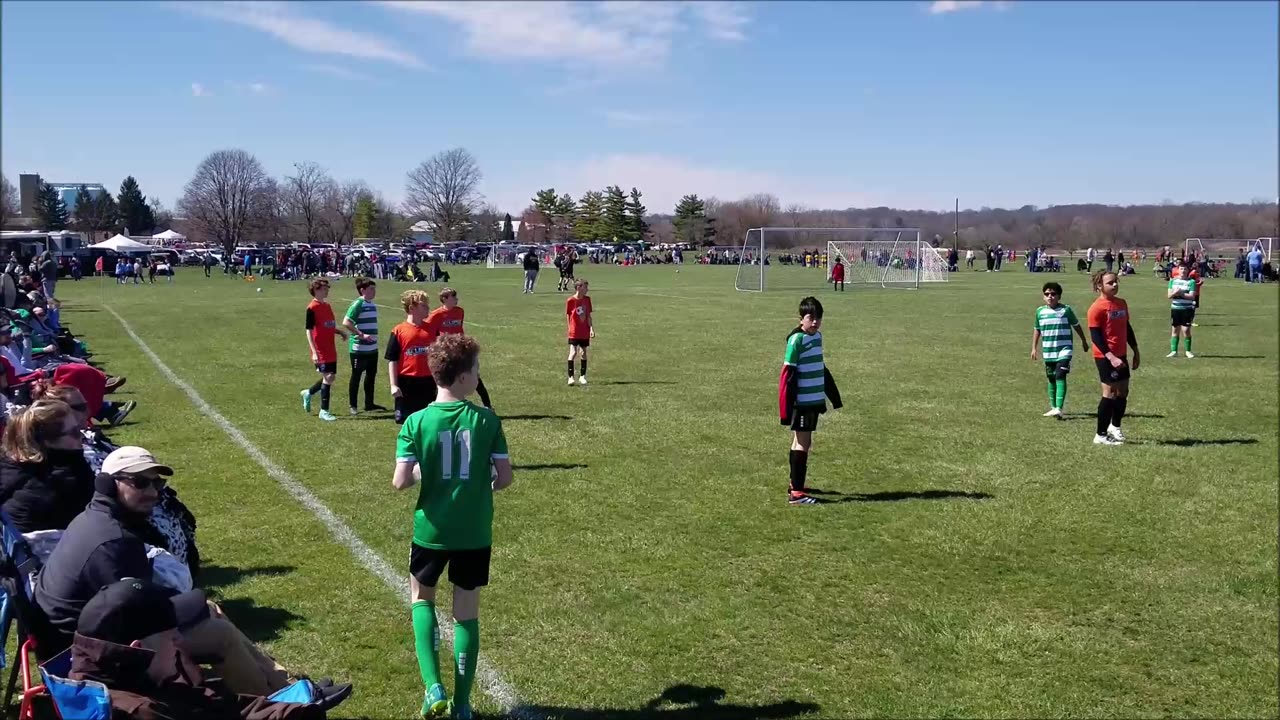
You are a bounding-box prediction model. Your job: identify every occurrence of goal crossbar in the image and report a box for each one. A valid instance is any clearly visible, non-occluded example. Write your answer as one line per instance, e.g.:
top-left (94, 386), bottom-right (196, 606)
top-left (735, 227), bottom-right (948, 292)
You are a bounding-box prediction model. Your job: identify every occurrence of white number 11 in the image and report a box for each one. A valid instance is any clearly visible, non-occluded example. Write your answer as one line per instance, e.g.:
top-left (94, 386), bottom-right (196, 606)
top-left (436, 430), bottom-right (472, 481)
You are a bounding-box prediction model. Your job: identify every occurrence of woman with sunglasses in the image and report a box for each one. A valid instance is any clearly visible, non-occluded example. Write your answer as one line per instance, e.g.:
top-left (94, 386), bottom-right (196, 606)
top-left (0, 398), bottom-right (94, 533)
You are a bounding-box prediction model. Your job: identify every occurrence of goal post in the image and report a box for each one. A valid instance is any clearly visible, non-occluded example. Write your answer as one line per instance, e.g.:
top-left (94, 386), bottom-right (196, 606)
top-left (487, 245), bottom-right (551, 268)
top-left (1184, 237), bottom-right (1274, 263)
top-left (734, 227), bottom-right (949, 292)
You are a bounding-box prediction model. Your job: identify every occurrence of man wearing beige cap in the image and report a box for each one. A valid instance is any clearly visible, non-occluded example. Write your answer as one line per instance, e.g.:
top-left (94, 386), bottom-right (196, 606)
top-left (35, 446), bottom-right (346, 697)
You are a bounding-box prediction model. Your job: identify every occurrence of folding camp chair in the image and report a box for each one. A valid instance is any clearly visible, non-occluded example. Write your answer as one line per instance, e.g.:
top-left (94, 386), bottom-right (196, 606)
top-left (0, 510), bottom-right (68, 719)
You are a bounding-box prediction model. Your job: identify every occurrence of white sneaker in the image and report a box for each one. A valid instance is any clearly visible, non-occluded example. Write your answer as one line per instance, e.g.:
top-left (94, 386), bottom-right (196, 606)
top-left (1185, 351), bottom-right (1195, 359)
top-left (1166, 351), bottom-right (1177, 358)
top-left (578, 376), bottom-right (588, 386)
top-left (1107, 425), bottom-right (1126, 442)
top-left (1093, 434), bottom-right (1122, 446)
top-left (1043, 407), bottom-right (1062, 417)
top-left (567, 377), bottom-right (576, 386)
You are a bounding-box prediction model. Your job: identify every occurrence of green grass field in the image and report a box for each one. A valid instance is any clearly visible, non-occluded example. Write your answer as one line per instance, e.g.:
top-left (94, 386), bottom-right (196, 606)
top-left (53, 263), bottom-right (1278, 719)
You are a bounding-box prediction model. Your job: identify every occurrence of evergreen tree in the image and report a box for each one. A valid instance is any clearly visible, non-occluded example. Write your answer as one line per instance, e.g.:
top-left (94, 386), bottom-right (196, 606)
top-left (555, 192), bottom-right (577, 240)
top-left (34, 182), bottom-right (69, 230)
top-left (501, 213), bottom-right (515, 242)
top-left (625, 187), bottom-right (647, 243)
top-left (94, 192), bottom-right (120, 234)
top-left (532, 188), bottom-right (560, 240)
top-left (353, 193), bottom-right (378, 238)
top-left (602, 185), bottom-right (627, 242)
top-left (71, 186), bottom-right (95, 232)
top-left (117, 176), bottom-right (154, 234)
top-left (673, 194), bottom-right (708, 245)
top-left (576, 191), bottom-right (605, 241)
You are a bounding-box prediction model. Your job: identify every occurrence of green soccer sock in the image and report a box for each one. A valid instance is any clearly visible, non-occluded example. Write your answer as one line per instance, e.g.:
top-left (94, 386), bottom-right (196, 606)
top-left (412, 601), bottom-right (442, 690)
top-left (1046, 379), bottom-right (1056, 407)
top-left (453, 619), bottom-right (480, 709)
top-left (1055, 378), bottom-right (1067, 409)
top-left (1170, 335), bottom-right (1179, 353)
top-left (1185, 336), bottom-right (1192, 352)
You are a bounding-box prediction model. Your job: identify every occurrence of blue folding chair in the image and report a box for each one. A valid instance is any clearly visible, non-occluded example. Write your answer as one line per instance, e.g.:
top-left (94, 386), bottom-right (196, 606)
top-left (0, 509), bottom-right (46, 717)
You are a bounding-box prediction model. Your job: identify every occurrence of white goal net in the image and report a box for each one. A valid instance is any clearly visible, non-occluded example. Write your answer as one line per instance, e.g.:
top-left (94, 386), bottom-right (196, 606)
top-left (734, 227), bottom-right (948, 292)
top-left (487, 245), bottom-right (550, 268)
top-left (1184, 237), bottom-right (1274, 263)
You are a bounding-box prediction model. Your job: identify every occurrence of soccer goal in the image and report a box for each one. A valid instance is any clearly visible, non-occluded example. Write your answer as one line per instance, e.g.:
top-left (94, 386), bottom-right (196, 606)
top-left (734, 227), bottom-right (949, 292)
top-left (1184, 237), bottom-right (1274, 263)
top-left (486, 245), bottom-right (549, 269)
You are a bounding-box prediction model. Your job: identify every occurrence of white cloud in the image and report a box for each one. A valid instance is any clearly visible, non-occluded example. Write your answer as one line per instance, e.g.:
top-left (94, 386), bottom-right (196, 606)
top-left (302, 63), bottom-right (378, 82)
top-left (928, 1), bottom-right (1012, 14)
top-left (378, 1), bottom-right (748, 69)
top-left (248, 82), bottom-right (269, 95)
top-left (598, 109), bottom-right (694, 128)
top-left (483, 153), bottom-right (883, 217)
top-left (177, 1), bottom-right (427, 69)
top-left (191, 82), bottom-right (211, 97)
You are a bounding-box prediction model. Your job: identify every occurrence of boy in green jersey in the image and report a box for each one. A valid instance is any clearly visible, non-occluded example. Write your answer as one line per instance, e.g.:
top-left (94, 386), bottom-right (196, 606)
top-left (1166, 262), bottom-right (1198, 358)
top-left (342, 277), bottom-right (384, 414)
top-left (778, 296), bottom-right (842, 505)
top-left (393, 334), bottom-right (515, 720)
top-left (1030, 281), bottom-right (1090, 418)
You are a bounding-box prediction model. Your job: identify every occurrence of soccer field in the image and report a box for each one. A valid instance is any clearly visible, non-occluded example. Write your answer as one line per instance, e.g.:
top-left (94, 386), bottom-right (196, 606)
top-left (56, 265), bottom-right (1278, 719)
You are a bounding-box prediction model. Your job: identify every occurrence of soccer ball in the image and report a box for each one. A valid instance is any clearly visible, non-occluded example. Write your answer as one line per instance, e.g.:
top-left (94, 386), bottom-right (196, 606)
top-left (256, 288), bottom-right (263, 293)
top-left (675, 269), bottom-right (680, 273)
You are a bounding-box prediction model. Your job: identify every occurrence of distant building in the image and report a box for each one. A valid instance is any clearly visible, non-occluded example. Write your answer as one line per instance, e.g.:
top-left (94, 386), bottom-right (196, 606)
top-left (18, 173), bottom-right (108, 215)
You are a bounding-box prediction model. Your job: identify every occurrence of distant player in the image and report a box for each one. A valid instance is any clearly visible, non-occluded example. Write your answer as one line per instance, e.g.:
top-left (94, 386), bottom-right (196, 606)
top-left (1030, 281), bottom-right (1089, 418)
top-left (778, 296), bottom-right (843, 505)
top-left (343, 277), bottom-right (384, 414)
top-left (301, 278), bottom-right (352, 422)
top-left (393, 334), bottom-right (514, 720)
top-left (557, 249), bottom-right (577, 292)
top-left (566, 279), bottom-right (594, 385)
top-left (387, 290), bottom-right (439, 425)
top-left (829, 259), bottom-right (846, 291)
top-left (427, 288), bottom-right (493, 408)
top-left (1167, 261), bottom-right (1197, 358)
top-left (1087, 271), bottom-right (1140, 445)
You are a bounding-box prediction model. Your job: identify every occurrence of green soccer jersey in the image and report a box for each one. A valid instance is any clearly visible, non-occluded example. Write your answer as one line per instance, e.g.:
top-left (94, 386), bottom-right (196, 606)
top-left (1169, 278), bottom-right (1197, 310)
top-left (345, 298), bottom-right (379, 353)
top-left (783, 330), bottom-right (826, 407)
top-left (1034, 304), bottom-right (1080, 362)
top-left (396, 400), bottom-right (509, 550)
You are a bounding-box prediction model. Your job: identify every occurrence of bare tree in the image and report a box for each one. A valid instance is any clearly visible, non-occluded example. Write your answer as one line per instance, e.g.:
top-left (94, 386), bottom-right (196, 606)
top-left (284, 161), bottom-right (335, 245)
top-left (320, 180), bottom-right (367, 249)
top-left (741, 193), bottom-right (781, 228)
top-left (179, 149), bottom-right (274, 258)
top-left (404, 148), bottom-right (482, 243)
top-left (0, 173), bottom-right (16, 229)
top-left (470, 202), bottom-right (501, 244)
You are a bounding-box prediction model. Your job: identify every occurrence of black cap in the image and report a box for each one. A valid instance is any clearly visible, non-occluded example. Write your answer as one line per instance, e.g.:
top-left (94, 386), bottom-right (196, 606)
top-left (77, 579), bottom-right (209, 644)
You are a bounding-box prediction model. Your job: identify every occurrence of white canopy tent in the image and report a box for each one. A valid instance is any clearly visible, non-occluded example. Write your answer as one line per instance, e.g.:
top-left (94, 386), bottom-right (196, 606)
top-left (151, 229), bottom-right (186, 243)
top-left (92, 234), bottom-right (154, 253)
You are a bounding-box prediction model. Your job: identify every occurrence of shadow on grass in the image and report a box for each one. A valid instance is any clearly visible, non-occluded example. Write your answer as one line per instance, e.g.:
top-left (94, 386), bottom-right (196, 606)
top-left (217, 597), bottom-right (302, 644)
top-left (1151, 437), bottom-right (1258, 447)
top-left (518, 684), bottom-right (819, 720)
top-left (503, 414), bottom-right (573, 421)
top-left (594, 381), bottom-right (678, 385)
top-left (514, 463), bottom-right (588, 471)
top-left (1061, 412), bottom-right (1165, 421)
top-left (810, 489), bottom-right (992, 503)
top-left (1192, 323), bottom-right (1234, 327)
top-left (1192, 354), bottom-right (1265, 359)
top-left (200, 563), bottom-right (296, 592)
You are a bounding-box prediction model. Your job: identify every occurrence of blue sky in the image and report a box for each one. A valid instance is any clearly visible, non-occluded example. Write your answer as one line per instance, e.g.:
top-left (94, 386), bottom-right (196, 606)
top-left (3, 1), bottom-right (1276, 216)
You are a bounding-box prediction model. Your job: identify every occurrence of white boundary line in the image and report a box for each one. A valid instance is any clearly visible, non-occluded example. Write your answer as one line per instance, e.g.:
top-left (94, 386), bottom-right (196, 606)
top-left (340, 298), bottom-right (492, 328)
top-left (104, 304), bottom-right (533, 719)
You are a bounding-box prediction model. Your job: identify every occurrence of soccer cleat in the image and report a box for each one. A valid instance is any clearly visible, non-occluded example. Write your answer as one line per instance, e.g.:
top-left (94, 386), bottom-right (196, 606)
top-left (578, 375), bottom-right (588, 385)
top-left (1093, 434), bottom-right (1122, 446)
top-left (448, 701), bottom-right (473, 720)
top-left (1166, 351), bottom-right (1177, 358)
top-left (567, 377), bottom-right (576, 386)
top-left (349, 407), bottom-right (359, 416)
top-left (109, 401), bottom-right (137, 426)
top-left (1043, 408), bottom-right (1062, 417)
top-left (104, 376), bottom-right (127, 393)
top-left (788, 491), bottom-right (819, 505)
top-left (318, 410), bottom-right (337, 422)
top-left (1107, 425), bottom-right (1126, 442)
top-left (1184, 351), bottom-right (1195, 359)
top-left (301, 389), bottom-right (312, 413)
top-left (421, 684), bottom-right (449, 718)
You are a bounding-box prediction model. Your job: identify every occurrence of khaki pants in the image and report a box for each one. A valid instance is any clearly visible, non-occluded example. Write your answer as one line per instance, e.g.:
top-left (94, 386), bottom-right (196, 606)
top-left (181, 612), bottom-right (290, 696)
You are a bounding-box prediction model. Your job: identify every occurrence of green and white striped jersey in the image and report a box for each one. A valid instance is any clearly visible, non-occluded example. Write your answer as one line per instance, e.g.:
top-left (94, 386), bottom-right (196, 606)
top-left (1169, 277), bottom-right (1197, 310)
top-left (1034, 304), bottom-right (1080, 362)
top-left (783, 331), bottom-right (826, 407)
top-left (345, 298), bottom-right (379, 353)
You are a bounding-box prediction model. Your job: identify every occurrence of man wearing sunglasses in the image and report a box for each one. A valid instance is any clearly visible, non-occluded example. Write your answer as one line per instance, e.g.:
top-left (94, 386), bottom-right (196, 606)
top-left (35, 446), bottom-right (348, 699)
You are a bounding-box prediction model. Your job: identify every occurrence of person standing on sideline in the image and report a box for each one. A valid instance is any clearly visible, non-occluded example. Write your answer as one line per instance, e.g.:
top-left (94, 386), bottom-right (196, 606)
top-left (1086, 247), bottom-right (1096, 272)
top-left (387, 290), bottom-right (439, 425)
top-left (1087, 271), bottom-right (1139, 445)
top-left (1103, 248), bottom-right (1115, 273)
top-left (778, 296), bottom-right (843, 505)
top-left (427, 288), bottom-right (493, 409)
top-left (994, 245), bottom-right (1004, 271)
top-left (343, 278), bottom-right (384, 415)
top-left (1167, 262), bottom-right (1197, 358)
top-left (1031, 282), bottom-right (1088, 418)
top-left (1247, 245), bottom-right (1264, 283)
top-left (965, 248), bottom-right (974, 269)
top-left (394, 333), bottom-right (513, 720)
top-left (566, 279), bottom-right (594, 385)
top-left (522, 248), bottom-right (540, 293)
top-left (301, 279), bottom-right (352, 422)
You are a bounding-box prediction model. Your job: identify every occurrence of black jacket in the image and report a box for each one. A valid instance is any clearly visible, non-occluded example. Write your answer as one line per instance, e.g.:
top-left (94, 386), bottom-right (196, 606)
top-left (0, 449), bottom-right (95, 533)
top-left (35, 482), bottom-right (153, 638)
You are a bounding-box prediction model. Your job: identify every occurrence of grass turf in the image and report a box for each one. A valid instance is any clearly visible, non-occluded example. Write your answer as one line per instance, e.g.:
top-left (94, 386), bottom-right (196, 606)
top-left (52, 264), bottom-right (1278, 719)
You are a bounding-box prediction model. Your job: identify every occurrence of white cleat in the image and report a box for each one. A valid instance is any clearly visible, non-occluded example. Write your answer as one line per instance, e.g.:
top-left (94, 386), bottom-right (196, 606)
top-left (1093, 434), bottom-right (1122, 446)
top-left (578, 376), bottom-right (588, 386)
top-left (1166, 351), bottom-right (1177, 358)
top-left (567, 377), bottom-right (576, 386)
top-left (1043, 408), bottom-right (1062, 417)
top-left (1106, 425), bottom-right (1126, 443)
top-left (1184, 351), bottom-right (1195, 359)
